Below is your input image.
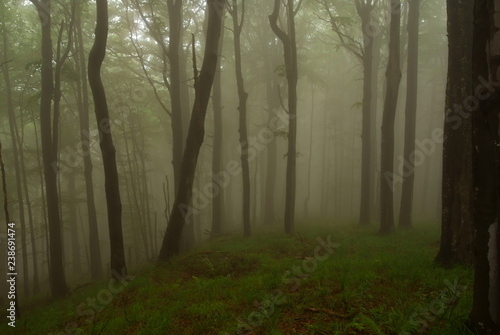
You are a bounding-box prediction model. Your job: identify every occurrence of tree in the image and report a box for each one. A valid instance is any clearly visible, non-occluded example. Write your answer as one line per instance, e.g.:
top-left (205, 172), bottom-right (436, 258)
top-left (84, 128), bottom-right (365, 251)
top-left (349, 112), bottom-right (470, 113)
top-left (158, 0), bottom-right (225, 260)
top-left (320, 0), bottom-right (378, 226)
top-left (269, 0), bottom-right (300, 235)
top-left (30, 0), bottom-right (68, 299)
top-left (434, 0), bottom-right (474, 266)
top-left (379, 0), bottom-right (402, 234)
top-left (74, 0), bottom-right (103, 280)
top-left (211, 13), bottom-right (225, 237)
top-left (88, 0), bottom-right (127, 279)
top-left (469, 0), bottom-right (500, 332)
top-left (398, 0), bottom-right (420, 229)
top-left (229, 0), bottom-right (251, 237)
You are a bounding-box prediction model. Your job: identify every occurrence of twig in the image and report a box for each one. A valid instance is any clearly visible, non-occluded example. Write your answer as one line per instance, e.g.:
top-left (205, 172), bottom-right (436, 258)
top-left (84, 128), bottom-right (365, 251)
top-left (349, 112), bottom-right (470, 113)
top-left (0, 59), bottom-right (12, 67)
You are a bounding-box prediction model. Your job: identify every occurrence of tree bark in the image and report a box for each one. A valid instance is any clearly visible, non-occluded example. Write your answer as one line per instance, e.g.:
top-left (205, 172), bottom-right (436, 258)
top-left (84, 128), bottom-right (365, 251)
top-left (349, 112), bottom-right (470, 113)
top-left (269, 0), bottom-right (299, 235)
top-left (88, 0), bottom-right (127, 279)
top-left (399, 0), bottom-right (420, 229)
top-left (158, 0), bottom-right (225, 261)
top-left (211, 20), bottom-right (224, 237)
top-left (379, 0), bottom-right (402, 234)
top-left (469, 0), bottom-right (500, 332)
top-left (435, 0), bottom-right (474, 266)
top-left (30, 0), bottom-right (68, 298)
top-left (230, 0), bottom-right (251, 237)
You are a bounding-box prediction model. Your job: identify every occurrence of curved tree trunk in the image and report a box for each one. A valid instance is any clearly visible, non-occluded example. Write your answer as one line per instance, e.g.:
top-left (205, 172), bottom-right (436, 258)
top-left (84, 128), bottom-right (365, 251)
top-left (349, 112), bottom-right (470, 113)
top-left (158, 0), bottom-right (225, 261)
top-left (88, 0), bottom-right (127, 279)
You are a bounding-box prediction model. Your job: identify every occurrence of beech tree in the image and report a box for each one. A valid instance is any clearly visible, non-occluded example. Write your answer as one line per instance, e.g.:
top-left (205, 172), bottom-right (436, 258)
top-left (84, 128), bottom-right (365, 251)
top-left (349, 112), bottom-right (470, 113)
top-left (269, 0), bottom-right (300, 235)
top-left (88, 0), bottom-right (127, 278)
top-left (229, 0), bottom-right (251, 237)
top-left (469, 0), bottom-right (500, 332)
top-left (30, 0), bottom-right (68, 299)
top-left (435, 0), bottom-right (474, 266)
top-left (158, 0), bottom-right (225, 260)
top-left (379, 0), bottom-right (402, 234)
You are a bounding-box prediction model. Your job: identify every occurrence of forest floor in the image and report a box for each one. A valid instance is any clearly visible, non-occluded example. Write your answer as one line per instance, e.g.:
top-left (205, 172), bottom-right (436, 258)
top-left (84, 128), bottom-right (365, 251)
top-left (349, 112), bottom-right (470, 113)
top-left (3, 222), bottom-right (476, 335)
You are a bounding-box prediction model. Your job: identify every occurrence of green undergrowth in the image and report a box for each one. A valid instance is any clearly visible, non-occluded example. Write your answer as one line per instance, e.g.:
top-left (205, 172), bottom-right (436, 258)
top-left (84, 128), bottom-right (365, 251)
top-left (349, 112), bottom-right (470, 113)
top-left (2, 222), bottom-right (475, 335)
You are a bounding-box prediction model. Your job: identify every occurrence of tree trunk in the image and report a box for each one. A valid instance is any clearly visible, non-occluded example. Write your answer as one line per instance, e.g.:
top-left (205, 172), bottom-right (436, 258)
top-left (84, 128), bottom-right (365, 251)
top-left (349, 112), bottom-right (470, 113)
top-left (30, 0), bottom-right (68, 299)
top-left (167, 0), bottom-right (184, 194)
top-left (211, 21), bottom-right (224, 237)
top-left (269, 0), bottom-right (299, 235)
top-left (74, 7), bottom-right (103, 280)
top-left (230, 0), bottom-right (251, 237)
top-left (435, 0), bottom-right (474, 266)
top-left (469, 0), bottom-right (500, 332)
top-left (158, 0), bottom-right (225, 261)
top-left (399, 0), bottom-right (420, 229)
top-left (379, 0), bottom-right (402, 234)
top-left (88, 0), bottom-right (127, 279)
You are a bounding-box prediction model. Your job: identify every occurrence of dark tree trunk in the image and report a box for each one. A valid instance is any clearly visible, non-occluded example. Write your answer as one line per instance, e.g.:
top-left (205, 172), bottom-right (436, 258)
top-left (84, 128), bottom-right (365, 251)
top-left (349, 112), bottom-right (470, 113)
top-left (399, 0), bottom-right (420, 229)
top-left (469, 0), bottom-right (500, 332)
top-left (230, 0), bottom-right (251, 237)
top-left (211, 22), bottom-right (224, 237)
top-left (88, 0), bottom-right (127, 279)
top-left (30, 0), bottom-right (68, 299)
top-left (435, 0), bottom-right (474, 266)
top-left (167, 0), bottom-right (184, 194)
top-left (269, 0), bottom-right (299, 235)
top-left (74, 6), bottom-right (102, 281)
top-left (379, 0), bottom-right (402, 234)
top-left (158, 0), bottom-right (225, 261)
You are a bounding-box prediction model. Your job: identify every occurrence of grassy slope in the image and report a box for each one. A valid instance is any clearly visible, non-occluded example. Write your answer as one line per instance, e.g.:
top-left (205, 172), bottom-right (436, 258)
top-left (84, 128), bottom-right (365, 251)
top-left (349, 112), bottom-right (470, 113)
top-left (3, 223), bottom-right (475, 335)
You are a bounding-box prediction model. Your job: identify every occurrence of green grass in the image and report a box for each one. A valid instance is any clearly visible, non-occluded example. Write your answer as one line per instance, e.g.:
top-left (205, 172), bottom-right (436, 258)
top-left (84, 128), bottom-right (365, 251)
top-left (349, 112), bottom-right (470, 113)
top-left (2, 222), bottom-right (475, 335)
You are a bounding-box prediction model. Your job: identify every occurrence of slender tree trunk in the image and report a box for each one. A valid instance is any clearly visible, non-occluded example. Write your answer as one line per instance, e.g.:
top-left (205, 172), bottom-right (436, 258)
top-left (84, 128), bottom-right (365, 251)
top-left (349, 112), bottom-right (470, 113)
top-left (399, 0), bottom-right (420, 229)
top-left (158, 0), bottom-right (225, 261)
top-left (167, 0), bottom-right (184, 194)
top-left (269, 0), bottom-right (299, 235)
top-left (211, 22), bottom-right (224, 237)
top-left (379, 0), bottom-right (402, 234)
top-left (74, 5), bottom-right (102, 281)
top-left (230, 0), bottom-right (251, 237)
top-left (30, 0), bottom-right (68, 298)
top-left (88, 0), bottom-right (127, 279)
top-left (435, 0), bottom-right (474, 266)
